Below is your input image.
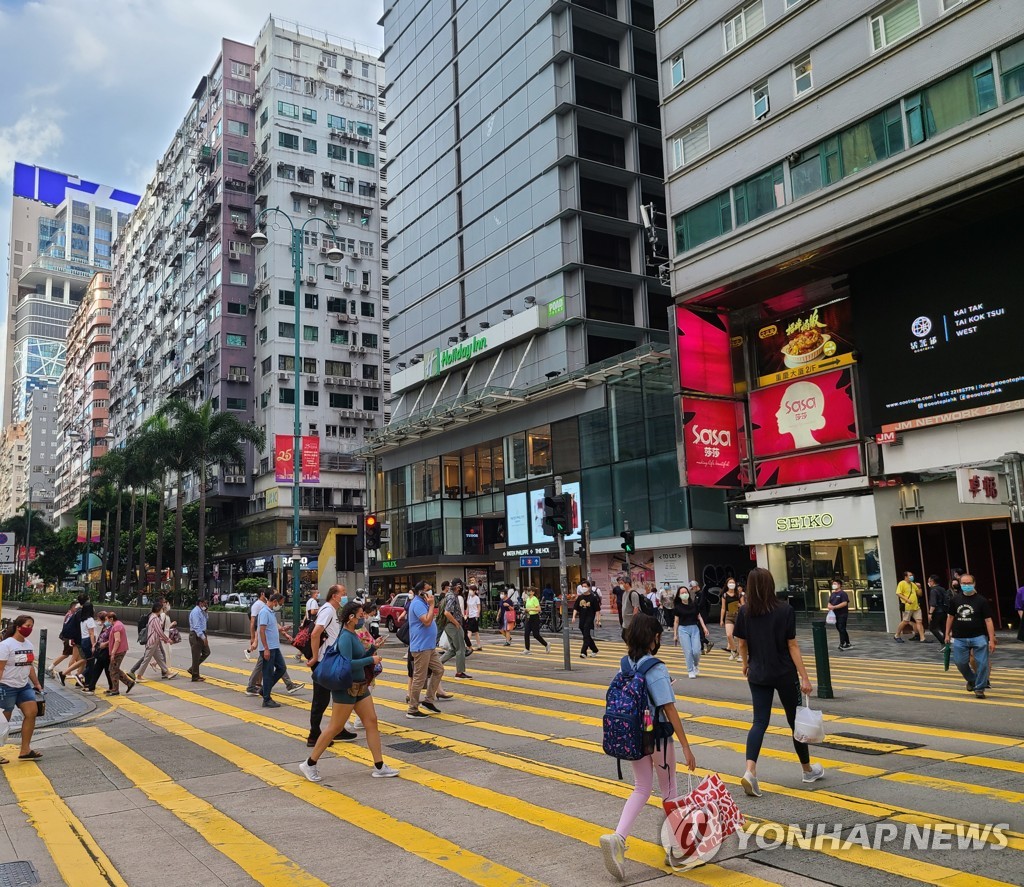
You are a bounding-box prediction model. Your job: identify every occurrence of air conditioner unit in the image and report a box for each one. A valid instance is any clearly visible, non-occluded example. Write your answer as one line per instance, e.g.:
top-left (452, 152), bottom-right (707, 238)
top-left (342, 69), bottom-right (352, 77)
top-left (228, 250), bottom-right (240, 261)
top-left (350, 251), bottom-right (360, 259)
top-left (235, 222), bottom-right (248, 232)
top-left (349, 345), bottom-right (358, 353)
top-left (360, 284), bottom-right (369, 292)
top-left (324, 376), bottom-right (337, 385)
top-left (278, 372), bottom-right (291, 381)
top-left (358, 346), bottom-right (367, 354)
top-left (343, 281), bottom-right (353, 290)
top-left (307, 375), bottom-right (319, 384)
top-left (319, 246), bottom-right (329, 255)
top-left (309, 198), bottom-right (318, 207)
top-left (332, 202), bottom-right (343, 210)
top-left (305, 275), bottom-right (317, 285)
top-left (339, 409), bottom-right (353, 418)
top-left (224, 474), bottom-right (244, 484)
top-left (230, 373), bottom-right (250, 383)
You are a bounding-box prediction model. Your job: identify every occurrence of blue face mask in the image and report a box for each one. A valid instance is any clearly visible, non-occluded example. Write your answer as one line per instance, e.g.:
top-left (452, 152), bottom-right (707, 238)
top-left (961, 584), bottom-right (976, 594)
top-left (356, 618), bottom-right (365, 628)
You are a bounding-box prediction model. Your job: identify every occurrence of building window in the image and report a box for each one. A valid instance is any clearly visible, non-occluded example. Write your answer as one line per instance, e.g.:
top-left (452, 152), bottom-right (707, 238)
top-left (278, 101), bottom-right (299, 118)
top-left (359, 241), bottom-right (374, 258)
top-left (327, 143), bottom-right (346, 160)
top-left (279, 132), bottom-right (299, 150)
top-left (226, 397), bottom-right (247, 411)
top-left (303, 138), bottom-right (317, 153)
top-left (330, 329), bottom-right (348, 344)
top-left (941, 0), bottom-right (970, 10)
top-left (362, 364), bottom-right (378, 380)
top-left (671, 120), bottom-right (710, 169)
top-left (1000, 38), bottom-right (1024, 102)
top-left (723, 1), bottom-right (766, 52)
top-left (363, 396), bottom-right (379, 412)
top-left (304, 292), bottom-right (319, 309)
top-left (261, 357), bottom-right (272, 375)
top-left (230, 61), bottom-right (250, 79)
top-left (303, 325), bottom-right (319, 342)
top-left (280, 388), bottom-right (295, 404)
top-left (870, 0), bottom-right (921, 52)
top-left (330, 392), bottom-right (353, 409)
top-left (673, 191), bottom-right (732, 254)
top-left (227, 302), bottom-right (248, 315)
top-left (278, 164), bottom-right (296, 180)
top-left (325, 360), bottom-right (350, 376)
top-left (328, 113), bottom-right (345, 129)
top-left (226, 333), bottom-right (247, 347)
top-left (321, 52), bottom-right (338, 68)
top-left (279, 355), bottom-right (296, 371)
top-left (302, 107), bottom-right (317, 123)
top-left (752, 81), bottom-right (770, 119)
top-left (733, 164), bottom-right (784, 226)
top-left (670, 53), bottom-right (684, 88)
top-left (359, 301), bottom-right (375, 317)
top-left (279, 289), bottom-right (295, 306)
top-left (361, 333), bottom-right (378, 349)
top-left (229, 271), bottom-right (248, 286)
top-left (304, 390), bottom-right (319, 407)
top-left (303, 357), bottom-right (317, 373)
top-left (904, 58), bottom-right (996, 145)
top-left (793, 55), bottom-right (813, 95)
top-left (227, 120), bottom-right (249, 137)
top-left (279, 322), bottom-right (295, 338)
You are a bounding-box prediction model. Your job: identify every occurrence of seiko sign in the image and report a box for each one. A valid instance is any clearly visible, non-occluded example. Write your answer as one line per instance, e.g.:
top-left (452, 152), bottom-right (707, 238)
top-left (775, 513), bottom-right (834, 532)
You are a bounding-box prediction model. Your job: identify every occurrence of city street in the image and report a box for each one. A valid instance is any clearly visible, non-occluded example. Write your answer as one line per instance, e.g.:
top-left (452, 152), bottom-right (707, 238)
top-left (1, 607), bottom-right (1022, 887)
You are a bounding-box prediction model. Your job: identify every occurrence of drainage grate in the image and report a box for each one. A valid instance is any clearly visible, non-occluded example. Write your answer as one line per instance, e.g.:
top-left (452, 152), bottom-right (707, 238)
top-left (821, 733), bottom-right (925, 756)
top-left (0, 861), bottom-right (39, 887)
top-left (388, 740), bottom-right (437, 754)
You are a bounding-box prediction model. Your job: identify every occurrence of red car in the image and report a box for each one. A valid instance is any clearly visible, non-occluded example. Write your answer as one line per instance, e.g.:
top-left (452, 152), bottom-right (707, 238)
top-left (379, 593), bottom-right (411, 632)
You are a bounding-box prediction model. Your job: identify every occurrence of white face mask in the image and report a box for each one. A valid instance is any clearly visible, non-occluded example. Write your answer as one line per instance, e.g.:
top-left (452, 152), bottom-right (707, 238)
top-left (831, 584), bottom-right (840, 591)
top-left (727, 582), bottom-right (736, 590)
top-left (681, 592), bottom-right (690, 603)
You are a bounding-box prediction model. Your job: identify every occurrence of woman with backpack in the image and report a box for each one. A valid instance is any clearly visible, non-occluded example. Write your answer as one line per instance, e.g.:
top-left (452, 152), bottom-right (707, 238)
top-left (59, 603), bottom-right (97, 687)
top-left (733, 568), bottom-right (824, 797)
top-left (600, 615), bottom-right (697, 881)
top-left (47, 602), bottom-right (81, 678)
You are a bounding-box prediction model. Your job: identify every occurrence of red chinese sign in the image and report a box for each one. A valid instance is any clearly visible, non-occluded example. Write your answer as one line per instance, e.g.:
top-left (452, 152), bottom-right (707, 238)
top-left (301, 435), bottom-right (320, 484)
top-left (275, 434), bottom-right (320, 484)
top-left (956, 468), bottom-right (1001, 505)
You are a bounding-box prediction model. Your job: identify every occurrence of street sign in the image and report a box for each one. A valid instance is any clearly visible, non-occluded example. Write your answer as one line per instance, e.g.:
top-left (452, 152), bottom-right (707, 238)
top-left (520, 556), bottom-right (541, 568)
top-left (0, 564), bottom-right (14, 574)
top-left (0, 533), bottom-right (11, 545)
top-left (0, 544), bottom-right (13, 564)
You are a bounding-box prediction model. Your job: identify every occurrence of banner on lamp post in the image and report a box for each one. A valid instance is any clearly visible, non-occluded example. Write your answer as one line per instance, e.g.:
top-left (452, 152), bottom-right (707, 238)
top-left (89, 521), bottom-right (101, 543)
top-left (275, 434), bottom-right (295, 483)
top-left (301, 436), bottom-right (320, 484)
top-left (77, 520), bottom-right (88, 543)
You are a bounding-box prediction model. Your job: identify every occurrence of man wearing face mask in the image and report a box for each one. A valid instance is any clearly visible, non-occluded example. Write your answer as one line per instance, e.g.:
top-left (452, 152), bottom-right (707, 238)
top-left (826, 579), bottom-right (851, 651)
top-left (894, 570), bottom-right (925, 643)
top-left (944, 573), bottom-right (996, 699)
top-left (258, 593), bottom-right (288, 707)
top-left (572, 581), bottom-right (601, 658)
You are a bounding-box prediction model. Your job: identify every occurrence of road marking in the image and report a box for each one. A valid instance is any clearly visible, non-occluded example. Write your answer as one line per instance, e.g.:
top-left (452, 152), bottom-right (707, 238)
top-left (73, 727), bottom-right (329, 887)
top-left (105, 699), bottom-right (544, 887)
top-left (0, 747), bottom-right (129, 887)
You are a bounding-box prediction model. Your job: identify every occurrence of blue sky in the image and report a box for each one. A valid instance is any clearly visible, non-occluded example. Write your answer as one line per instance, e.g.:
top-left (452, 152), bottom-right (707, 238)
top-left (0, 0), bottom-right (383, 385)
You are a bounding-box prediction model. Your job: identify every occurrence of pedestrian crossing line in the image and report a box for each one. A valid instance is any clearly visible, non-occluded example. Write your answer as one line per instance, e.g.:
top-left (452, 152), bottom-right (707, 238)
top-left (129, 679), bottom-right (1020, 886)
top-left (195, 669), bottom-right (1024, 853)
top-left (113, 686), bottom-right (775, 887)
top-left (102, 700), bottom-right (545, 887)
top-left (72, 727), bottom-right (329, 887)
top-left (0, 746), bottom-right (129, 887)
top-left (885, 771), bottom-right (1024, 805)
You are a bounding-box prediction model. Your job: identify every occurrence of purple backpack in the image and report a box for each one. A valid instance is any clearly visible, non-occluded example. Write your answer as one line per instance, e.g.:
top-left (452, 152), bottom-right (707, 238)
top-left (602, 656), bottom-right (667, 777)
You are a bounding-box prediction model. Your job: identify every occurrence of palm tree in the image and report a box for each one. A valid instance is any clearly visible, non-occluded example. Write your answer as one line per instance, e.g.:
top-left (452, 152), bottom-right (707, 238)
top-left (140, 414), bottom-right (173, 588)
top-left (159, 399), bottom-right (265, 600)
top-left (93, 450), bottom-right (128, 597)
top-left (147, 412), bottom-right (194, 600)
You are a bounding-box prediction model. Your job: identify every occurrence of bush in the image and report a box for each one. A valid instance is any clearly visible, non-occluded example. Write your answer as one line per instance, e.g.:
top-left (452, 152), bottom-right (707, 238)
top-left (235, 578), bottom-right (269, 596)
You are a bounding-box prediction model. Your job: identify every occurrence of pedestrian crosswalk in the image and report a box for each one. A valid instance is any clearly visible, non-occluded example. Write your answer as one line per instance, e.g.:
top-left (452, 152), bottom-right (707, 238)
top-left (2, 631), bottom-right (1023, 887)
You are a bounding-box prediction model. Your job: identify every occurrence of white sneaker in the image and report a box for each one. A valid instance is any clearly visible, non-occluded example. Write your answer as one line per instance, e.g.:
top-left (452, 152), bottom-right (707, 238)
top-left (802, 763), bottom-right (826, 784)
top-left (688, 671), bottom-right (698, 679)
top-left (729, 651), bottom-right (738, 661)
top-left (741, 771), bottom-right (761, 797)
top-left (45, 667), bottom-right (56, 678)
top-left (286, 683), bottom-right (306, 694)
top-left (350, 717), bottom-right (364, 730)
top-left (244, 649), bottom-right (254, 662)
top-left (372, 764), bottom-right (400, 778)
top-left (599, 833), bottom-right (626, 880)
top-left (299, 761), bottom-right (323, 783)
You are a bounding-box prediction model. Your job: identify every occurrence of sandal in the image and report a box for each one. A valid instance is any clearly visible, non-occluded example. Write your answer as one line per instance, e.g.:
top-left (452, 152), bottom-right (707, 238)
top-left (0, 757), bottom-right (8, 764)
top-left (18, 751), bottom-right (42, 760)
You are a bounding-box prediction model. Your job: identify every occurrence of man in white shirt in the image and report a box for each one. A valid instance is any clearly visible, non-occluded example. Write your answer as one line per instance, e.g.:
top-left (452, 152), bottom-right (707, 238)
top-left (245, 589), bottom-right (306, 696)
top-left (305, 590), bottom-right (320, 619)
top-left (306, 584), bottom-right (355, 746)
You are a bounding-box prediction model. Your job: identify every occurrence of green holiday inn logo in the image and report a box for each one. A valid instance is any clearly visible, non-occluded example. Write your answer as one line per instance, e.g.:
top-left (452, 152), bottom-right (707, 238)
top-left (425, 336), bottom-right (488, 378)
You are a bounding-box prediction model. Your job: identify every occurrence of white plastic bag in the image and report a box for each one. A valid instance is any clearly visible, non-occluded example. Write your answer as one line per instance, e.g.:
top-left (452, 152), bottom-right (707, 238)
top-left (0, 714), bottom-right (10, 747)
top-left (437, 632), bottom-right (451, 652)
top-left (825, 610), bottom-right (837, 625)
top-left (793, 694), bottom-right (826, 744)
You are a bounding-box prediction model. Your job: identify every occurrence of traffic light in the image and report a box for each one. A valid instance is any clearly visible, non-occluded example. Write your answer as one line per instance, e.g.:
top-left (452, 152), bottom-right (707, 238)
top-left (364, 514), bottom-right (381, 549)
top-left (620, 529), bottom-right (635, 554)
top-left (542, 485), bottom-right (569, 536)
top-left (575, 542), bottom-right (585, 559)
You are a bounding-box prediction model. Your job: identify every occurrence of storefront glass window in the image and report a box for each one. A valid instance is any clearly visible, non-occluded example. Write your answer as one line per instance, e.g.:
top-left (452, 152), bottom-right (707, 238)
top-left (527, 424), bottom-right (552, 478)
top-left (648, 451), bottom-right (688, 531)
top-left (610, 377), bottom-right (647, 461)
top-left (491, 443), bottom-right (505, 489)
top-left (581, 466), bottom-right (614, 537)
top-left (462, 448), bottom-right (478, 496)
top-left (766, 537), bottom-right (882, 613)
top-left (443, 455), bottom-right (461, 498)
top-left (612, 458), bottom-right (650, 533)
top-left (504, 432), bottom-right (528, 482)
top-left (689, 488), bottom-right (730, 530)
top-left (579, 409), bottom-right (611, 467)
top-left (424, 458), bottom-right (442, 500)
top-left (409, 461), bottom-right (425, 504)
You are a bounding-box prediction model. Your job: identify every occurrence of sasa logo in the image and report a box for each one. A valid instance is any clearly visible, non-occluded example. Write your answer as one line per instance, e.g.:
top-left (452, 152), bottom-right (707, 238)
top-left (691, 426), bottom-right (732, 447)
top-left (785, 396), bottom-right (817, 413)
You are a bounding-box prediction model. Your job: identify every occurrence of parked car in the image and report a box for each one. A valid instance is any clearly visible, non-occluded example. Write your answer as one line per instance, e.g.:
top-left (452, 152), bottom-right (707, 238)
top-left (221, 593), bottom-right (255, 610)
top-left (379, 593), bottom-right (411, 632)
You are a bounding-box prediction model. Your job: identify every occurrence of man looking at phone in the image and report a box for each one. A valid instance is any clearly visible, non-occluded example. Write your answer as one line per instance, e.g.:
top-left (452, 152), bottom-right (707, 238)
top-left (406, 581), bottom-right (445, 718)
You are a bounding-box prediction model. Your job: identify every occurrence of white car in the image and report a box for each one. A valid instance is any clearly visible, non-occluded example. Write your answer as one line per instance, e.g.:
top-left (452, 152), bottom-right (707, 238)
top-left (220, 593), bottom-right (254, 610)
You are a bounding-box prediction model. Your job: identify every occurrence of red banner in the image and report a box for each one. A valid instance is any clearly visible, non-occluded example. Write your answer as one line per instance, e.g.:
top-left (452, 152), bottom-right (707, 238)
top-left (275, 435), bottom-right (295, 483)
top-left (301, 435), bottom-right (320, 484)
top-left (679, 396), bottom-right (742, 488)
top-left (748, 368), bottom-right (857, 458)
top-left (754, 445), bottom-right (863, 489)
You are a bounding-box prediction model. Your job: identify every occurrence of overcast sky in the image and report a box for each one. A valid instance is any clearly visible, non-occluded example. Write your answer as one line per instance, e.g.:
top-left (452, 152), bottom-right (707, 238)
top-left (0, 0), bottom-right (383, 384)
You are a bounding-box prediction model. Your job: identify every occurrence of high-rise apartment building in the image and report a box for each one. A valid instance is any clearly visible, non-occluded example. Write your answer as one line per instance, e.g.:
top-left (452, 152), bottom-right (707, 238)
top-left (53, 272), bottom-right (113, 525)
top-left (367, 0), bottom-right (743, 599)
top-left (655, 0), bottom-right (1024, 628)
top-left (108, 17), bottom-right (387, 591)
top-left (0, 388), bottom-right (56, 523)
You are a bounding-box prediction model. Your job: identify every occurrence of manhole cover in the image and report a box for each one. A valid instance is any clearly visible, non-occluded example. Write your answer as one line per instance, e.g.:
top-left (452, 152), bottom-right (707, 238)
top-left (388, 740), bottom-right (437, 754)
top-left (7, 690), bottom-right (84, 733)
top-left (821, 733), bottom-right (925, 756)
top-left (0, 861), bottom-right (39, 887)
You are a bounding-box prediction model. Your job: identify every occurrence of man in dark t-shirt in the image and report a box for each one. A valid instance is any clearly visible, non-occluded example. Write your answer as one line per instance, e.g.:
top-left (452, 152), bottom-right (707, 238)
top-left (926, 575), bottom-right (950, 645)
top-left (944, 573), bottom-right (995, 699)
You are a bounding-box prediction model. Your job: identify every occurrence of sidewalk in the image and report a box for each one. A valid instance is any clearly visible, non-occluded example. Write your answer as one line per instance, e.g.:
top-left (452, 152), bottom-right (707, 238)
top-left (6, 686), bottom-right (95, 735)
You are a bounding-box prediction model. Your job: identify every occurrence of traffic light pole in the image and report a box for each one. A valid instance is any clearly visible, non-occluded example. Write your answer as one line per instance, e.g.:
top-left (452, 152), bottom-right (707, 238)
top-left (622, 519), bottom-right (632, 580)
top-left (554, 475), bottom-right (571, 672)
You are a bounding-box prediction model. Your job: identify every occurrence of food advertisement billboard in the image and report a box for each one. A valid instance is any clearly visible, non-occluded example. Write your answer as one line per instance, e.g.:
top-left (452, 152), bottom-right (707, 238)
top-left (753, 299), bottom-right (856, 388)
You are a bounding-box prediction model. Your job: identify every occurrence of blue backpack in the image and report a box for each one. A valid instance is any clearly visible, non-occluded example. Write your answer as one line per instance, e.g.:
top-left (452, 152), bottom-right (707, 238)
top-left (312, 634), bottom-right (354, 693)
top-left (602, 656), bottom-right (671, 778)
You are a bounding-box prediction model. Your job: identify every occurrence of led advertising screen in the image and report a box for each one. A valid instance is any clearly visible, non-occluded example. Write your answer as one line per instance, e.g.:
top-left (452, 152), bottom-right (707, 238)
top-left (753, 299), bottom-right (856, 388)
top-left (531, 482), bottom-right (582, 542)
top-left (679, 396), bottom-right (742, 488)
top-left (675, 307), bottom-right (733, 396)
top-left (506, 493), bottom-right (529, 546)
top-left (748, 368), bottom-right (857, 458)
top-left (754, 445), bottom-right (863, 489)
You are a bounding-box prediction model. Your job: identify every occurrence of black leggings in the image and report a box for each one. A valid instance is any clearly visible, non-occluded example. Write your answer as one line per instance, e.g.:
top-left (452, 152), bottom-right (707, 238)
top-left (525, 615), bottom-right (547, 650)
top-left (745, 676), bottom-right (810, 765)
top-left (580, 621), bottom-right (598, 655)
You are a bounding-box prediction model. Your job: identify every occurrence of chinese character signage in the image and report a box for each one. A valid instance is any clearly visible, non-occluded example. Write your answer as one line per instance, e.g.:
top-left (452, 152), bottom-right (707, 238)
top-left (955, 468), bottom-right (1003, 505)
top-left (301, 435), bottom-right (320, 484)
top-left (753, 299), bottom-right (856, 388)
top-left (748, 368), bottom-right (857, 458)
top-left (754, 445), bottom-right (863, 489)
top-left (675, 307), bottom-right (734, 396)
top-left (276, 435), bottom-right (320, 483)
top-left (274, 435), bottom-right (294, 483)
top-left (679, 396), bottom-right (742, 488)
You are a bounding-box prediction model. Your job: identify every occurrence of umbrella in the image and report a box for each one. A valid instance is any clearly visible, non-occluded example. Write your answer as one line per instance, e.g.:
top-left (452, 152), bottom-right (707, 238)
top-left (943, 642), bottom-right (951, 671)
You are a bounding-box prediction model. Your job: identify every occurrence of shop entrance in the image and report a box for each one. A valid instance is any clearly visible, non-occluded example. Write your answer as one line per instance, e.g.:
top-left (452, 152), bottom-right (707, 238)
top-left (891, 519), bottom-right (1020, 627)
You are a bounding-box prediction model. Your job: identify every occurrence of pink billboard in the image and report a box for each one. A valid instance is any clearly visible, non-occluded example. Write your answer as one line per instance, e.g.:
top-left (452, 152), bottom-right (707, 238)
top-left (675, 307), bottom-right (733, 397)
top-left (754, 445), bottom-right (863, 489)
top-left (680, 396), bottom-right (742, 488)
top-left (748, 368), bottom-right (857, 458)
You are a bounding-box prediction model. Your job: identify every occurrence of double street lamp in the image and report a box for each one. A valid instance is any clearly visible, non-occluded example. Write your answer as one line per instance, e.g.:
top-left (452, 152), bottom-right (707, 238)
top-left (251, 210), bottom-right (343, 632)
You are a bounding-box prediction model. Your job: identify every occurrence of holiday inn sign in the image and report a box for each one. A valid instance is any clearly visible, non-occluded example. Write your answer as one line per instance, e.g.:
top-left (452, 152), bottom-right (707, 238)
top-left (424, 335), bottom-right (489, 378)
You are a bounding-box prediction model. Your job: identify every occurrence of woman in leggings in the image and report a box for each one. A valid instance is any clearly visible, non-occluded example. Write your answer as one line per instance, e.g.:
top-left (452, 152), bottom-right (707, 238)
top-left (599, 615), bottom-right (696, 880)
top-left (523, 588), bottom-right (548, 654)
top-left (733, 568), bottom-right (824, 797)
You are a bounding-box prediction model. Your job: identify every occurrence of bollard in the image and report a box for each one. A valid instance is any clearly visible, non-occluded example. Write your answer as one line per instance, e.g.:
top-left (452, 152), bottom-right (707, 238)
top-left (810, 620), bottom-right (834, 699)
top-left (38, 627), bottom-right (48, 691)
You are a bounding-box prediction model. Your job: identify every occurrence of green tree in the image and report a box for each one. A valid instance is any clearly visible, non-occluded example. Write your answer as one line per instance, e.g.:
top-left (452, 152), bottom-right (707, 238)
top-left (93, 449), bottom-right (128, 596)
top-left (33, 527), bottom-right (79, 586)
top-left (235, 577), bottom-right (269, 597)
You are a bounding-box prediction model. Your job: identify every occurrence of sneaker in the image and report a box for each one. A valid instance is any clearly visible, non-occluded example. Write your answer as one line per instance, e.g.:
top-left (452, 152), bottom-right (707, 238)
top-left (422, 702), bottom-right (441, 713)
top-left (299, 761), bottom-right (323, 783)
top-left (580, 653), bottom-right (588, 660)
top-left (966, 683), bottom-right (975, 692)
top-left (894, 636), bottom-right (905, 643)
top-left (83, 689), bottom-right (95, 695)
top-left (125, 679), bottom-right (136, 696)
top-left (728, 651), bottom-right (738, 661)
top-left (286, 683), bottom-right (306, 694)
top-left (45, 667), bottom-right (55, 679)
top-left (105, 690), bottom-right (120, 696)
top-left (244, 649), bottom-right (254, 662)
top-left (350, 717), bottom-right (364, 730)
top-left (543, 644), bottom-right (550, 654)
top-left (263, 699), bottom-right (281, 708)
top-left (191, 676), bottom-right (206, 683)
top-left (599, 833), bottom-right (626, 881)
top-left (975, 691), bottom-right (987, 699)
top-left (245, 688), bottom-right (260, 697)
top-left (162, 673), bottom-right (177, 680)
top-left (802, 763), bottom-right (826, 784)
top-left (406, 710), bottom-right (430, 719)
top-left (338, 730), bottom-right (358, 742)
top-left (454, 672), bottom-right (471, 680)
top-left (372, 764), bottom-right (400, 778)
top-left (523, 650), bottom-right (532, 655)
top-left (688, 672), bottom-right (697, 679)
top-left (74, 674), bottom-right (85, 688)
top-left (741, 771), bottom-right (761, 797)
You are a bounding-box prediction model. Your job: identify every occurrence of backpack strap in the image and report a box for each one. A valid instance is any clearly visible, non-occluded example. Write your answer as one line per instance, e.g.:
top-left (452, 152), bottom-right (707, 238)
top-left (619, 655), bottom-right (632, 674)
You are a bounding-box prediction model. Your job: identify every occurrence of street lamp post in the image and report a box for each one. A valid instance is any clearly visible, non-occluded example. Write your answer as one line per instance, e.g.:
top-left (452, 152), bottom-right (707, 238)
top-left (251, 209), bottom-right (343, 632)
top-left (69, 429), bottom-right (102, 594)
